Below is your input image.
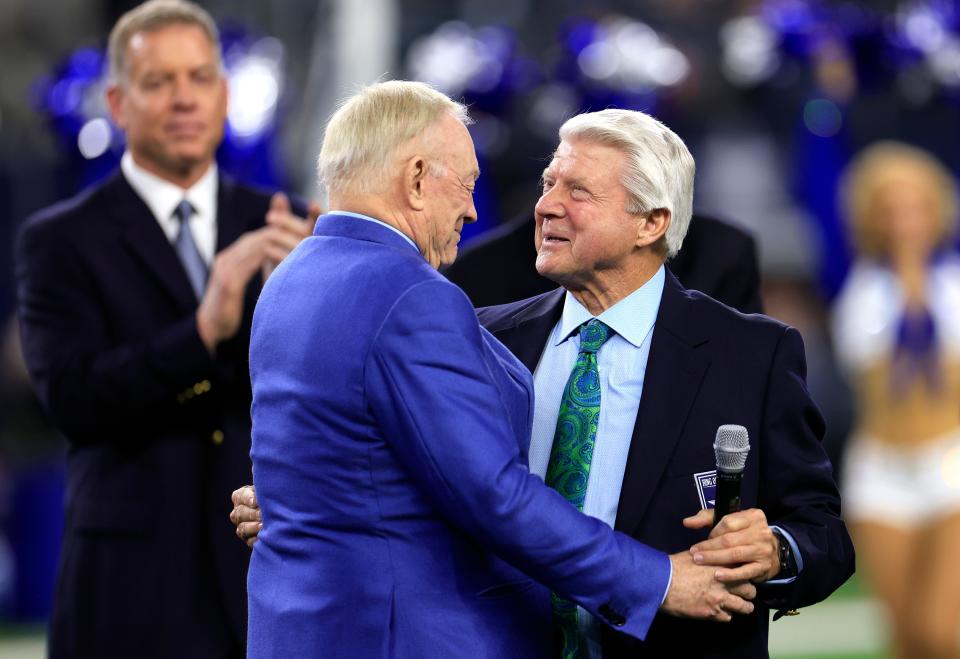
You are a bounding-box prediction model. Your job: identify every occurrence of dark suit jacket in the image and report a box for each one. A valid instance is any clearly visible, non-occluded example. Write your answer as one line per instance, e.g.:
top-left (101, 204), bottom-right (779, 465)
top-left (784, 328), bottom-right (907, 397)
top-left (15, 171), bottom-right (278, 658)
top-left (446, 213), bottom-right (763, 314)
top-left (476, 271), bottom-right (854, 659)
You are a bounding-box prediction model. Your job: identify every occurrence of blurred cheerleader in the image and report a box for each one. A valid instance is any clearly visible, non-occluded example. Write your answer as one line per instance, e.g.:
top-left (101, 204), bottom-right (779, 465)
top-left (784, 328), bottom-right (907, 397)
top-left (833, 142), bottom-right (960, 659)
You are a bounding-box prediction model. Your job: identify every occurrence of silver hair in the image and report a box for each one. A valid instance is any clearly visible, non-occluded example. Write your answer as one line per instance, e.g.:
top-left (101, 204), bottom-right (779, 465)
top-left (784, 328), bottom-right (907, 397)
top-left (558, 109), bottom-right (695, 257)
top-left (107, 0), bottom-right (222, 86)
top-left (317, 80), bottom-right (470, 197)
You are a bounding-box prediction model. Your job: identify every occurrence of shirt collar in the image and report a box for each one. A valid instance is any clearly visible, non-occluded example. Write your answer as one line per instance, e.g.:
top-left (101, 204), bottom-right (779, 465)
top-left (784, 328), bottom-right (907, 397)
top-left (556, 265), bottom-right (665, 349)
top-left (328, 209), bottom-right (420, 252)
top-left (121, 150), bottom-right (218, 223)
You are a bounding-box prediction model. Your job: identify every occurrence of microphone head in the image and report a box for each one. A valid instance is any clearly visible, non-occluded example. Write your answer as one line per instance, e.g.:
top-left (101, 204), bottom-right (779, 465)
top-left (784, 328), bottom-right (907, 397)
top-left (714, 424), bottom-right (750, 473)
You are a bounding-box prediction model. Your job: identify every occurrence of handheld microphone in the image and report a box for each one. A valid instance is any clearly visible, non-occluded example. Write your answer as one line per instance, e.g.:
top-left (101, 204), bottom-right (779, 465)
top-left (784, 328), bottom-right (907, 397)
top-left (712, 424), bottom-right (750, 528)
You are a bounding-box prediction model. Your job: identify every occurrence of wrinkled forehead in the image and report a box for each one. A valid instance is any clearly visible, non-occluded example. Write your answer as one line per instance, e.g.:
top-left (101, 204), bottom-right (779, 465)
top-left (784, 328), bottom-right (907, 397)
top-left (543, 138), bottom-right (625, 178)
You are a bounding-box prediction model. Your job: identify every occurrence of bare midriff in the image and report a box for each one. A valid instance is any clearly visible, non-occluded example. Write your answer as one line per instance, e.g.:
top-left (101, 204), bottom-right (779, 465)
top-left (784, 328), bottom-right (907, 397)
top-left (854, 359), bottom-right (960, 446)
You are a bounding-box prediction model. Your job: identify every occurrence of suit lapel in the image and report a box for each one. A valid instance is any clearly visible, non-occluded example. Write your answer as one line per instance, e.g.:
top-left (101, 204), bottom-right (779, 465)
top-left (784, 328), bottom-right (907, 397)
top-left (106, 173), bottom-right (199, 314)
top-left (488, 288), bottom-right (565, 372)
top-left (614, 272), bottom-right (712, 536)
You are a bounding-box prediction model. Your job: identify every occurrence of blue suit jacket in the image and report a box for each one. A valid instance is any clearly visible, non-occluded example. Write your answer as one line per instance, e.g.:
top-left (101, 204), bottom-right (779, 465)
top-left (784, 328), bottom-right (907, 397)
top-left (247, 215), bottom-right (673, 658)
top-left (477, 274), bottom-right (855, 658)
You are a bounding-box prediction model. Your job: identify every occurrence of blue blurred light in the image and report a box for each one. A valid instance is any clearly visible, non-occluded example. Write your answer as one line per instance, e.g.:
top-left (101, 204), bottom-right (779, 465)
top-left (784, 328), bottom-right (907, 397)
top-left (562, 19), bottom-right (602, 56)
top-left (48, 79), bottom-right (84, 116)
top-left (77, 118), bottom-right (113, 160)
top-left (65, 47), bottom-right (105, 79)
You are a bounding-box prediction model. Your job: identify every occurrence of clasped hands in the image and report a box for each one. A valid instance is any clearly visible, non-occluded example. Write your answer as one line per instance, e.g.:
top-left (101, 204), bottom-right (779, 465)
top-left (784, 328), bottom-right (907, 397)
top-left (662, 507), bottom-right (781, 622)
top-left (229, 486), bottom-right (779, 624)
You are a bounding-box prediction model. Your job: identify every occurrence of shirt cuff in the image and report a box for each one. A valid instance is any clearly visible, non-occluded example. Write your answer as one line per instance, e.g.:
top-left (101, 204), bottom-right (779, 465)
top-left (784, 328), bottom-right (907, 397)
top-left (660, 553), bottom-right (673, 605)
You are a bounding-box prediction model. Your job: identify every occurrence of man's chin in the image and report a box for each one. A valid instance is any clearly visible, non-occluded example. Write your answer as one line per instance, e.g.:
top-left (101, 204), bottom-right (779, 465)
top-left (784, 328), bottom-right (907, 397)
top-left (534, 256), bottom-right (564, 284)
top-left (440, 245), bottom-right (459, 269)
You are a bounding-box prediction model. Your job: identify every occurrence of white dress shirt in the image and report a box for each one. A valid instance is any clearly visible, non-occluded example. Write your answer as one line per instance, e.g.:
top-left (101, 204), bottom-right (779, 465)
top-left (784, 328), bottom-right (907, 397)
top-left (121, 151), bottom-right (218, 265)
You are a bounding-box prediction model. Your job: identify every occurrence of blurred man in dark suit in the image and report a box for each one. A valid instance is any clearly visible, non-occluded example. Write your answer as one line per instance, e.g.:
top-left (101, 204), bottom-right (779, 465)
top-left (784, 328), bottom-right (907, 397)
top-left (444, 212), bottom-right (763, 313)
top-left (15, 1), bottom-right (313, 656)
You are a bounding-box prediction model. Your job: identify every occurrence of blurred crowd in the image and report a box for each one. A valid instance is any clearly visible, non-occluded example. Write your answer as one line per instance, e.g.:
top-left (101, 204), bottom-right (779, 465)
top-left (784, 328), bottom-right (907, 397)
top-left (1, 0), bottom-right (959, 655)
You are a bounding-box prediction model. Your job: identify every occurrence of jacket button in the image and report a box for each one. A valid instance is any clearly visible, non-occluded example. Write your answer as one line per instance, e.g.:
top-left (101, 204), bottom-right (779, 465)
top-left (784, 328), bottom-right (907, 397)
top-left (599, 604), bottom-right (625, 627)
top-left (211, 429), bottom-right (224, 445)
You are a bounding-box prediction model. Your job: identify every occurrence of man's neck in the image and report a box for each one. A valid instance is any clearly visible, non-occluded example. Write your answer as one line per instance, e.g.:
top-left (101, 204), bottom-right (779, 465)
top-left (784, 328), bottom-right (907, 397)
top-left (560, 258), bottom-right (664, 316)
top-left (129, 152), bottom-right (212, 190)
top-left (329, 193), bottom-right (421, 251)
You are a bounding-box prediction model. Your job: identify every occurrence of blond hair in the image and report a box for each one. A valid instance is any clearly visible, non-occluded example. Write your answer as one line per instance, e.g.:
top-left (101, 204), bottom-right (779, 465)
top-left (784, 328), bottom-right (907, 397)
top-left (318, 80), bottom-right (470, 197)
top-left (108, 0), bottom-right (221, 85)
top-left (841, 141), bottom-right (958, 257)
top-left (559, 109), bottom-right (695, 258)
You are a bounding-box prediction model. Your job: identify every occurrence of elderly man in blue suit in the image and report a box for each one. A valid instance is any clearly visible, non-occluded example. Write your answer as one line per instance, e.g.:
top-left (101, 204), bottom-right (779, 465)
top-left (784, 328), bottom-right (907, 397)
top-left (243, 81), bottom-right (766, 659)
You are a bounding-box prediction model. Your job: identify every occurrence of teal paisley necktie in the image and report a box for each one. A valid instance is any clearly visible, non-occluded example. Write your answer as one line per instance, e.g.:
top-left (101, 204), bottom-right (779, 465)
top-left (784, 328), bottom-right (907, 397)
top-left (545, 318), bottom-right (613, 659)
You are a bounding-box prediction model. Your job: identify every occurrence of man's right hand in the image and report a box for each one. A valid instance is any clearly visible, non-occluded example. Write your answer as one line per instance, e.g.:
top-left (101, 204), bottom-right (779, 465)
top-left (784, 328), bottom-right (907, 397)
top-left (230, 485), bottom-right (261, 548)
top-left (661, 551), bottom-right (756, 622)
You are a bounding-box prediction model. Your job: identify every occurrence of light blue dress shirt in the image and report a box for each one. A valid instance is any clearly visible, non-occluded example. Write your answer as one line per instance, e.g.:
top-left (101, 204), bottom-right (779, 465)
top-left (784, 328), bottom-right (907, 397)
top-left (529, 266), bottom-right (665, 658)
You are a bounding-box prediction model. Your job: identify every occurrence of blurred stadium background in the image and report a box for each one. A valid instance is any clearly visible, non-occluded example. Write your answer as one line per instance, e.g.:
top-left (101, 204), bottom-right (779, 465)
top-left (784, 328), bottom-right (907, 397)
top-left (4, 0), bottom-right (960, 656)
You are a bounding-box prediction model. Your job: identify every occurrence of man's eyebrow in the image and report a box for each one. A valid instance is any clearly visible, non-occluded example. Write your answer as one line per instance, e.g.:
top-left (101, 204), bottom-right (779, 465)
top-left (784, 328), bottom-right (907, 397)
top-left (540, 170), bottom-right (590, 190)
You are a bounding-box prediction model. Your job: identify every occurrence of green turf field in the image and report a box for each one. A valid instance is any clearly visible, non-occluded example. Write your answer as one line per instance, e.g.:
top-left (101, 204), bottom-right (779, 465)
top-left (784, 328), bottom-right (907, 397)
top-left (0, 574), bottom-right (897, 658)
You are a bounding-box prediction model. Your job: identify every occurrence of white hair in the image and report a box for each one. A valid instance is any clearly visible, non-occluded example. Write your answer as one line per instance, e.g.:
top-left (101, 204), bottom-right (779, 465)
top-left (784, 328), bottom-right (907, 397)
top-left (317, 80), bottom-right (470, 197)
top-left (558, 109), bottom-right (695, 257)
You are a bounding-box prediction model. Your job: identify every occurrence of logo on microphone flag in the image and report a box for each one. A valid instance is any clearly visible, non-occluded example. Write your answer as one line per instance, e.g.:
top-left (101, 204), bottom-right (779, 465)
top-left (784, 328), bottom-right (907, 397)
top-left (694, 470), bottom-right (717, 509)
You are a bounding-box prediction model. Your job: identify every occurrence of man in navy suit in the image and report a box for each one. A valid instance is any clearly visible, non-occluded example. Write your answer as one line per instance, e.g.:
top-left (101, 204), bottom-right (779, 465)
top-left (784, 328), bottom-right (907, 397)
top-left (473, 108), bottom-right (853, 658)
top-left (15, 1), bottom-right (313, 657)
top-left (235, 105), bottom-right (853, 658)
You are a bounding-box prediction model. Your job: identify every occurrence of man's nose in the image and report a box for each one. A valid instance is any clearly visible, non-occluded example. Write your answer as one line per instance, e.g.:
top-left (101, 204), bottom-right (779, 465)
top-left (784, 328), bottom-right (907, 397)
top-left (535, 187), bottom-right (563, 218)
top-left (464, 196), bottom-right (478, 224)
top-left (171, 78), bottom-right (198, 108)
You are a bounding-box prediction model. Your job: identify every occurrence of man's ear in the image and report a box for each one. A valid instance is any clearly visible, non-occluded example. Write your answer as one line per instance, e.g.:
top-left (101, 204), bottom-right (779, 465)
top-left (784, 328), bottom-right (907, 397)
top-left (106, 84), bottom-right (127, 130)
top-left (637, 208), bottom-right (671, 248)
top-left (403, 155), bottom-right (429, 211)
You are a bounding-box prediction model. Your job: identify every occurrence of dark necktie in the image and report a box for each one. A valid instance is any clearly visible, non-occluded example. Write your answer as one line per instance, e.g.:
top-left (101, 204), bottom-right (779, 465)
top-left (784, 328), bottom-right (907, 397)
top-left (173, 200), bottom-right (208, 300)
top-left (545, 318), bottom-right (614, 659)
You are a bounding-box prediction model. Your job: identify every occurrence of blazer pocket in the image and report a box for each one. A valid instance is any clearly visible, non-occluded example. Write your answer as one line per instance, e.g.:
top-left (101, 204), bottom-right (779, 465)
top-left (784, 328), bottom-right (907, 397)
top-left (476, 579), bottom-right (536, 599)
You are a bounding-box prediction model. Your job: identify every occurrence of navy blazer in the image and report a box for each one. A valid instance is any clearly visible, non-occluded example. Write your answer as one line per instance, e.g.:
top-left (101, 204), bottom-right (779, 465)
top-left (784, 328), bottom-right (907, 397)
top-left (477, 272), bottom-right (854, 659)
top-left (16, 171), bottom-right (277, 658)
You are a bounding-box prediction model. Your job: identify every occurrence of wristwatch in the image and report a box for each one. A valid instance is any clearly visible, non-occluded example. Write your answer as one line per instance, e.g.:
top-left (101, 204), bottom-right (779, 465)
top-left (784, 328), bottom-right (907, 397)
top-left (771, 528), bottom-right (798, 579)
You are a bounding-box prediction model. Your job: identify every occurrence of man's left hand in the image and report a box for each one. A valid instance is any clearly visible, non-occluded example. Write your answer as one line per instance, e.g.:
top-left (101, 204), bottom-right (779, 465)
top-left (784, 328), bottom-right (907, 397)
top-left (683, 508), bottom-right (780, 583)
top-left (261, 192), bottom-right (322, 281)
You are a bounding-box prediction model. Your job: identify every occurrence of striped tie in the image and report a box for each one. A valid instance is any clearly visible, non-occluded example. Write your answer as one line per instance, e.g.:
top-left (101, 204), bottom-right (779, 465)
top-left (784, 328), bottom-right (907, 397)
top-left (173, 200), bottom-right (208, 300)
